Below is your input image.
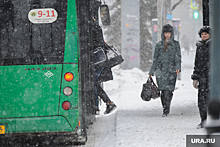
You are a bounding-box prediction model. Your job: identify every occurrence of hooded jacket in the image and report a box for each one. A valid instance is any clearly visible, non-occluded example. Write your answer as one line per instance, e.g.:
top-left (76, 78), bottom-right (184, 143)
top-left (149, 24), bottom-right (181, 92)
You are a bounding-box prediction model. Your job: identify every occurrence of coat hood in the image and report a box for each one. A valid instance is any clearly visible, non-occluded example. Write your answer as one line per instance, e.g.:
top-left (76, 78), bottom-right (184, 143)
top-left (161, 24), bottom-right (174, 42)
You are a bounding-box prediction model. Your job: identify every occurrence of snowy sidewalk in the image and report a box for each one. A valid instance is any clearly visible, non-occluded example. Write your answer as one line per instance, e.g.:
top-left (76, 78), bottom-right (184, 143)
top-left (81, 52), bottom-right (208, 147)
top-left (110, 69), bottom-right (206, 147)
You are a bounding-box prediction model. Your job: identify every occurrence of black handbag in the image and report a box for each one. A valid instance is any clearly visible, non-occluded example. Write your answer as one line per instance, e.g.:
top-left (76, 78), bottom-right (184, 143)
top-left (141, 78), bottom-right (152, 101)
top-left (94, 47), bottom-right (107, 66)
top-left (141, 77), bottom-right (160, 101)
top-left (104, 42), bottom-right (124, 68)
top-left (150, 78), bottom-right (160, 99)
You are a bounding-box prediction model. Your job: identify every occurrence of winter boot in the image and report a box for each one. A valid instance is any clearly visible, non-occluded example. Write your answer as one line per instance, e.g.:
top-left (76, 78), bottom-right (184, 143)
top-left (104, 102), bottom-right (117, 114)
top-left (95, 106), bottom-right (100, 115)
top-left (161, 91), bottom-right (166, 116)
top-left (197, 106), bottom-right (208, 128)
top-left (167, 91), bottom-right (173, 114)
top-left (161, 90), bottom-right (173, 117)
top-left (162, 113), bottom-right (167, 117)
top-left (197, 120), bottom-right (205, 129)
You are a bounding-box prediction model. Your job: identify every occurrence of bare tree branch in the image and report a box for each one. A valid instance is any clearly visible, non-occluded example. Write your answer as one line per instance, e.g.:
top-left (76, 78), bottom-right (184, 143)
top-left (171, 0), bottom-right (183, 11)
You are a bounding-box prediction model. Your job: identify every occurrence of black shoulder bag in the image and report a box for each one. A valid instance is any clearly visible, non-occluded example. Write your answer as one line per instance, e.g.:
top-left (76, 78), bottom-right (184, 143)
top-left (141, 77), bottom-right (160, 101)
top-left (103, 42), bottom-right (124, 68)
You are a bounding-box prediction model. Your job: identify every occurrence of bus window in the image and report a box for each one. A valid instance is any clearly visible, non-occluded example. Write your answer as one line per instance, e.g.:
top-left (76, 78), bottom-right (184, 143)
top-left (0, 0), bottom-right (67, 66)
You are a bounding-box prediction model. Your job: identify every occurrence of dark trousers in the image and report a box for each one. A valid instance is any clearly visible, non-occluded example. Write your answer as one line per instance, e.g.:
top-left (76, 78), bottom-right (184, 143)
top-left (198, 77), bottom-right (209, 122)
top-left (95, 82), bottom-right (111, 104)
top-left (161, 90), bottom-right (173, 114)
top-left (94, 67), bottom-right (111, 107)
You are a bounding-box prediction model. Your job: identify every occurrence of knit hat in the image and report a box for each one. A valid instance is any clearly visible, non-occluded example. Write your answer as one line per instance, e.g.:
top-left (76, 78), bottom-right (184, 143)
top-left (198, 26), bottom-right (211, 37)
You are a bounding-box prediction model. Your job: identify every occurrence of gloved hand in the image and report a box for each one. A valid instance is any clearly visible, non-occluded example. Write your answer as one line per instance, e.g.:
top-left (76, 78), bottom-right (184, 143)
top-left (193, 80), bottom-right (199, 89)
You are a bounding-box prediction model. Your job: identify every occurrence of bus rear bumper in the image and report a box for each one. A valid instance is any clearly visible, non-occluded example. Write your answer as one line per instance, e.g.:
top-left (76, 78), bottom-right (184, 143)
top-left (0, 131), bottom-right (86, 146)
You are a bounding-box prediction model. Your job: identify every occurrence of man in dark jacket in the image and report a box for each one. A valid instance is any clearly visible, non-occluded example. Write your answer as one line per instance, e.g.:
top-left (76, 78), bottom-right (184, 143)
top-left (91, 2), bottom-right (116, 114)
top-left (191, 26), bottom-right (211, 129)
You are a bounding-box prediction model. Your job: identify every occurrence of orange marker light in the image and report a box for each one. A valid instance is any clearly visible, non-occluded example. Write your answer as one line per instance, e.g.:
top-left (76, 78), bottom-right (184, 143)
top-left (64, 72), bottom-right (74, 82)
top-left (79, 121), bottom-right (81, 127)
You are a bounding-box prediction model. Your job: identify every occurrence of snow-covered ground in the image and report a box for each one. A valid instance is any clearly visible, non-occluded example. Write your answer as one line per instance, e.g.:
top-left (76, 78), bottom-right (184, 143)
top-left (80, 49), bottom-right (208, 147)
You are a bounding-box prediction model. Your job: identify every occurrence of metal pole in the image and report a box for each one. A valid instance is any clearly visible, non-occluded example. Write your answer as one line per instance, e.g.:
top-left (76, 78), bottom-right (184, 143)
top-left (203, 0), bottom-right (209, 26)
top-left (210, 0), bottom-right (220, 101)
top-left (121, 0), bottom-right (140, 69)
top-left (157, 0), bottom-right (163, 42)
top-left (205, 0), bottom-right (220, 137)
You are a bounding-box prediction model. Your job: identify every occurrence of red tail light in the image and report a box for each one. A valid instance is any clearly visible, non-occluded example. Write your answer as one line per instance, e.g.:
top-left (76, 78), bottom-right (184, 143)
top-left (64, 72), bottom-right (74, 82)
top-left (62, 101), bottom-right (71, 110)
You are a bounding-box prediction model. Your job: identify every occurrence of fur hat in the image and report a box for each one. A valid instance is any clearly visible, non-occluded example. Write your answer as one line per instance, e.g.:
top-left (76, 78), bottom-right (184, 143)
top-left (198, 26), bottom-right (211, 37)
top-left (163, 24), bottom-right (173, 33)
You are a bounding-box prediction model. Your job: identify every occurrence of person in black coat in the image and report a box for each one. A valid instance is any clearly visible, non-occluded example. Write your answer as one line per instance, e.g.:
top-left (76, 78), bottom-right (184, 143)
top-left (91, 3), bottom-right (116, 114)
top-left (191, 26), bottom-right (211, 129)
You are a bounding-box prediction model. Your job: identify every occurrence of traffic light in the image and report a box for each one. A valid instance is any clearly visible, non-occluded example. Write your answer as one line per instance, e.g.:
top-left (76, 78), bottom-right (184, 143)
top-left (194, 11), bottom-right (199, 19)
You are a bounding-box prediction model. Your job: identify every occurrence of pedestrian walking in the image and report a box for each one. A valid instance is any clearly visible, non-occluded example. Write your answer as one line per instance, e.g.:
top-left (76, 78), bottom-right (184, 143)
top-left (149, 24), bottom-right (181, 117)
top-left (191, 26), bottom-right (211, 129)
top-left (91, 2), bottom-right (117, 114)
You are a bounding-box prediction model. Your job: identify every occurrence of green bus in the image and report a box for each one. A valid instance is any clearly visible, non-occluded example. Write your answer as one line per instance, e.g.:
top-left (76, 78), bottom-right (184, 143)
top-left (0, 0), bottom-right (100, 145)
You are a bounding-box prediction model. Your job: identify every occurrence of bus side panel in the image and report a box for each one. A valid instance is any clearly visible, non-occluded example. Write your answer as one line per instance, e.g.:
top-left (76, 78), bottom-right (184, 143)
top-left (60, 0), bottom-right (80, 132)
top-left (59, 64), bottom-right (79, 131)
top-left (0, 65), bottom-right (62, 118)
top-left (64, 0), bottom-right (78, 63)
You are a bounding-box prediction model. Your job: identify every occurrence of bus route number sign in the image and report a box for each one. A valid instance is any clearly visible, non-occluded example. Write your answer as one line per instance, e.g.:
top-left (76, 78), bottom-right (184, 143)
top-left (0, 125), bottom-right (5, 135)
top-left (28, 8), bottom-right (58, 24)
